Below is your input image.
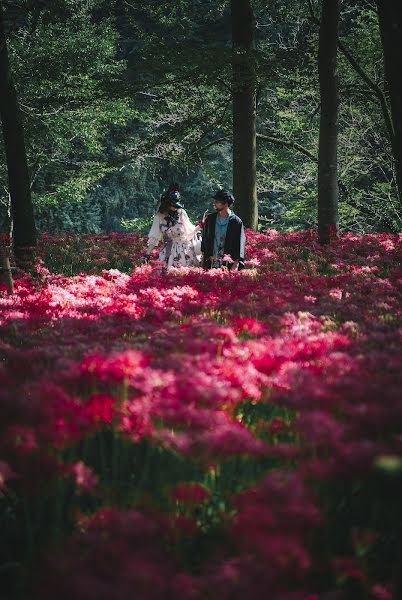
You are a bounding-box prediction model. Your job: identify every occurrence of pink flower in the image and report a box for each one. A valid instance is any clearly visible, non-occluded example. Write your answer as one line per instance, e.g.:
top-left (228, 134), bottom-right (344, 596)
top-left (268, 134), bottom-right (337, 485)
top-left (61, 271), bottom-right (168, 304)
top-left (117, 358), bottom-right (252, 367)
top-left (79, 350), bottom-right (149, 382)
top-left (170, 515), bottom-right (198, 536)
top-left (268, 416), bottom-right (286, 434)
top-left (351, 528), bottom-right (378, 552)
top-left (70, 462), bottom-right (98, 491)
top-left (0, 461), bottom-right (13, 488)
top-left (370, 584), bottom-right (392, 599)
top-left (82, 393), bottom-right (115, 426)
top-left (297, 411), bottom-right (345, 447)
top-left (333, 557), bottom-right (365, 581)
top-left (170, 482), bottom-right (211, 503)
top-left (233, 316), bottom-right (266, 336)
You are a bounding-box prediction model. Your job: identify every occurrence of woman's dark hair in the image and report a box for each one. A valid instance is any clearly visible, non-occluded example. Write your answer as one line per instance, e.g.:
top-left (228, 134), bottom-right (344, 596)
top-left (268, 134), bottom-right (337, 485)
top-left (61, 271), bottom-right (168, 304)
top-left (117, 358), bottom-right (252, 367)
top-left (158, 192), bottom-right (172, 214)
top-left (158, 188), bottom-right (184, 213)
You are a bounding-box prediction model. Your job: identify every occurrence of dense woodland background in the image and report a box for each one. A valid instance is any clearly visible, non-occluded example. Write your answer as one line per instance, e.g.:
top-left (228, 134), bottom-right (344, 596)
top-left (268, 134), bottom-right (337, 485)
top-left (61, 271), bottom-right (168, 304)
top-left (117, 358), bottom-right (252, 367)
top-left (1, 0), bottom-right (401, 236)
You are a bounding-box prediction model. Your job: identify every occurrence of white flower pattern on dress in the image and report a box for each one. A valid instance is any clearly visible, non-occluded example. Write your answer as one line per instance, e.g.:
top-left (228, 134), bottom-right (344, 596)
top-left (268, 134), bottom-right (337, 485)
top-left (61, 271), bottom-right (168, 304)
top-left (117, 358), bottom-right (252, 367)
top-left (147, 209), bottom-right (201, 268)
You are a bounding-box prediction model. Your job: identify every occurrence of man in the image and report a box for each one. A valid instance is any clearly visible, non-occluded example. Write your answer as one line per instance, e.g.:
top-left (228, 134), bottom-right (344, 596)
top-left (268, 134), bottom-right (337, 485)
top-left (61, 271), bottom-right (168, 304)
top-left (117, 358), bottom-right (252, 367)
top-left (201, 189), bottom-right (246, 270)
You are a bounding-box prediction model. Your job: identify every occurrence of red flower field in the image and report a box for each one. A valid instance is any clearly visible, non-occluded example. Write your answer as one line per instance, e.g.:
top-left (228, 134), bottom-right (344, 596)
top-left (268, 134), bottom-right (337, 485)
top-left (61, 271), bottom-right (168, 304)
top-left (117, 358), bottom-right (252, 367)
top-left (1, 229), bottom-right (401, 599)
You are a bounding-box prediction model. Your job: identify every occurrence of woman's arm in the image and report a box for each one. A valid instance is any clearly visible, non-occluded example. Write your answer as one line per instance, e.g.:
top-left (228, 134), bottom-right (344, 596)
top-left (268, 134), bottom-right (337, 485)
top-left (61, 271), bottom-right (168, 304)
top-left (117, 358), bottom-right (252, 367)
top-left (179, 209), bottom-right (199, 240)
top-left (145, 214), bottom-right (162, 255)
top-left (196, 210), bottom-right (209, 231)
top-left (180, 210), bottom-right (209, 237)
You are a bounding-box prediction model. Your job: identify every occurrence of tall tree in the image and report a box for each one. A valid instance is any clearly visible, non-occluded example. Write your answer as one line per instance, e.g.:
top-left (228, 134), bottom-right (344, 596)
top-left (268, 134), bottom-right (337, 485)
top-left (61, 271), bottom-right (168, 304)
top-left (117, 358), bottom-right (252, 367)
top-left (231, 0), bottom-right (258, 230)
top-left (376, 1), bottom-right (402, 209)
top-left (317, 0), bottom-right (341, 244)
top-left (0, 0), bottom-right (36, 264)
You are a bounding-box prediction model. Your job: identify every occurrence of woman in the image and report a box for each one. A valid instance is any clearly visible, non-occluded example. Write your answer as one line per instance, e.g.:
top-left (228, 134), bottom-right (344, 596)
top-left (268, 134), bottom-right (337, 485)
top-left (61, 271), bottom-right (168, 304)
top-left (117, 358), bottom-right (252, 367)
top-left (144, 185), bottom-right (207, 268)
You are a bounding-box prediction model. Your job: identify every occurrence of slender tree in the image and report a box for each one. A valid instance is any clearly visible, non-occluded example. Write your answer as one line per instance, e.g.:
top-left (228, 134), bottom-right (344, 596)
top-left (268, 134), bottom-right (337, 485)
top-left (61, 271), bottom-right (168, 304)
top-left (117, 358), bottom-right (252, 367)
top-left (376, 1), bottom-right (402, 210)
top-left (0, 0), bottom-right (36, 266)
top-left (0, 246), bottom-right (13, 292)
top-left (231, 0), bottom-right (258, 230)
top-left (317, 0), bottom-right (341, 245)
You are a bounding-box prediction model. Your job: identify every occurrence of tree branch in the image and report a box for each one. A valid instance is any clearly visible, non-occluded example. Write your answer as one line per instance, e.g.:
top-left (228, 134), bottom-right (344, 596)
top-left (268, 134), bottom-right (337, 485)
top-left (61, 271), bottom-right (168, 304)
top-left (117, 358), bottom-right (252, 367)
top-left (196, 133), bottom-right (318, 163)
top-left (256, 132), bottom-right (318, 162)
top-left (306, 0), bottom-right (395, 141)
top-left (198, 136), bottom-right (230, 153)
top-left (337, 40), bottom-right (394, 140)
top-left (195, 131), bottom-right (318, 162)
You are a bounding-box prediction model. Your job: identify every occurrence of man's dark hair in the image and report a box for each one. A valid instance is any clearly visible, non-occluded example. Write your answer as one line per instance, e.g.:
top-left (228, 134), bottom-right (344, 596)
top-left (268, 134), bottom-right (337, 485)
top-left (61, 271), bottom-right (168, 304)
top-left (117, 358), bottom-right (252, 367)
top-left (213, 190), bottom-right (235, 206)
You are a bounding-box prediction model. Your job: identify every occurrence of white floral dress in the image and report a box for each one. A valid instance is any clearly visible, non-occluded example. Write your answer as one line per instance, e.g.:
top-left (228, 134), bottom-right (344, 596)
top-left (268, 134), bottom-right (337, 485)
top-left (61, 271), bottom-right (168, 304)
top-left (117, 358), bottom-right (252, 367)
top-left (147, 209), bottom-right (202, 267)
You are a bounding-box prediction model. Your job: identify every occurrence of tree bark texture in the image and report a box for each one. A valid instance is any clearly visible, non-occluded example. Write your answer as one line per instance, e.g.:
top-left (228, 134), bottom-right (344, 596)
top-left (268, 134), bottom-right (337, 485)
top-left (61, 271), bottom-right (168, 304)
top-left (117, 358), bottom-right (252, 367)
top-left (0, 2), bottom-right (37, 264)
top-left (376, 1), bottom-right (402, 209)
top-left (317, 0), bottom-right (341, 245)
top-left (231, 0), bottom-right (258, 230)
top-left (0, 244), bottom-right (13, 293)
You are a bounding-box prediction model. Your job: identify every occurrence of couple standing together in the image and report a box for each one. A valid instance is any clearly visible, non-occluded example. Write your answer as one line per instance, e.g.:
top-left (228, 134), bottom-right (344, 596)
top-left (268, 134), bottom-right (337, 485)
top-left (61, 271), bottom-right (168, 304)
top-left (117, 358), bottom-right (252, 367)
top-left (144, 185), bottom-right (246, 270)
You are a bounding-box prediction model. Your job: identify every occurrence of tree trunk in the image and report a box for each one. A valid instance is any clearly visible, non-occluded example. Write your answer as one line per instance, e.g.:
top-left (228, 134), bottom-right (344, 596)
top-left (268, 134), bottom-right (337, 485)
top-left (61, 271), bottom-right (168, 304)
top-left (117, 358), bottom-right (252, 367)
top-left (317, 0), bottom-right (341, 245)
top-left (0, 2), bottom-right (37, 266)
top-left (376, 1), bottom-right (402, 209)
top-left (231, 0), bottom-right (258, 230)
top-left (0, 245), bottom-right (13, 293)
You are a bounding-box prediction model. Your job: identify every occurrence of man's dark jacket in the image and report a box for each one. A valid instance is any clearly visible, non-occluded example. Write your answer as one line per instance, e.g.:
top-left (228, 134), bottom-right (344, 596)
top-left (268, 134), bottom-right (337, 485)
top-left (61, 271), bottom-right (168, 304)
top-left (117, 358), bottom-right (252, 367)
top-left (201, 211), bottom-right (246, 269)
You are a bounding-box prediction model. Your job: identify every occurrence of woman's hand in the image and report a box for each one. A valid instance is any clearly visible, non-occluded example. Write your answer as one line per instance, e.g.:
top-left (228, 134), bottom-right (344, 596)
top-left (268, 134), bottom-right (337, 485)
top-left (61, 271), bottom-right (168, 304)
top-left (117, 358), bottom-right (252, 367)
top-left (196, 211), bottom-right (209, 229)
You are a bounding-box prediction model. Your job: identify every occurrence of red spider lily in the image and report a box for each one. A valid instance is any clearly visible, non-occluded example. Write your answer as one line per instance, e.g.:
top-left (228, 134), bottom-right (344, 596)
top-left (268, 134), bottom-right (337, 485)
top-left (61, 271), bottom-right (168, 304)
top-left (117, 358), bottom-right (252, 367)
top-left (169, 482), bottom-right (211, 503)
top-left (333, 557), bottom-right (365, 581)
top-left (0, 460), bottom-right (14, 488)
top-left (1, 229), bottom-right (402, 599)
top-left (69, 461), bottom-right (98, 491)
top-left (370, 584), bottom-right (392, 599)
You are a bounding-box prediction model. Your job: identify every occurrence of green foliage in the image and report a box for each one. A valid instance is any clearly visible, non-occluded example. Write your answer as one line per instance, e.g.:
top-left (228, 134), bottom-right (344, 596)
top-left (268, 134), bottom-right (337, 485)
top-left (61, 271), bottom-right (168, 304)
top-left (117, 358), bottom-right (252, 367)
top-left (0, 1), bottom-right (135, 233)
top-left (0, 0), bottom-right (401, 234)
